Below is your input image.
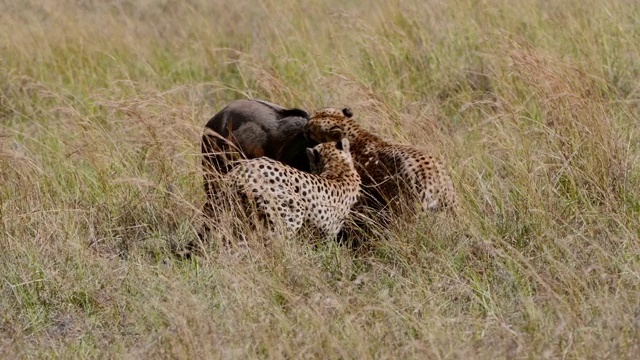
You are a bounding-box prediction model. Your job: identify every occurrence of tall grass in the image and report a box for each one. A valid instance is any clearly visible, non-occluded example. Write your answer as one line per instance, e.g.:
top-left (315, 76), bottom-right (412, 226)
top-left (1, 0), bottom-right (639, 358)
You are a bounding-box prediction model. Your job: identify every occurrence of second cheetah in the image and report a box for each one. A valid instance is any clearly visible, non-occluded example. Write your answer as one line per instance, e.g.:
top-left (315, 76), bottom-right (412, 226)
top-left (304, 107), bottom-right (457, 216)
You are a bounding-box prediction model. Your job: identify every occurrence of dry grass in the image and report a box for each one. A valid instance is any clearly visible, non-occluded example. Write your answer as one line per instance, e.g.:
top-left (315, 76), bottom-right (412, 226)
top-left (1, 0), bottom-right (640, 358)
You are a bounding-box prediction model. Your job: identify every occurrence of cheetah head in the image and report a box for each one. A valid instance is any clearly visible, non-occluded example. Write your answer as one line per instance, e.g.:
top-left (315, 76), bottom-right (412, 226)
top-left (304, 107), bottom-right (353, 143)
top-left (306, 137), bottom-right (352, 174)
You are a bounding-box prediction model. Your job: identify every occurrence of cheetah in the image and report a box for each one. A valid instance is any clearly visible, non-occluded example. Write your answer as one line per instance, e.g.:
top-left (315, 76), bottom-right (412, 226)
top-left (198, 99), bottom-right (316, 245)
top-left (219, 137), bottom-right (361, 240)
top-left (304, 107), bottom-right (457, 217)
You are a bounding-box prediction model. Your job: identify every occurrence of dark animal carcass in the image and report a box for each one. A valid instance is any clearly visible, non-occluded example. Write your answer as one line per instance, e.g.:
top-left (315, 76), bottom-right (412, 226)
top-left (201, 99), bottom-right (315, 177)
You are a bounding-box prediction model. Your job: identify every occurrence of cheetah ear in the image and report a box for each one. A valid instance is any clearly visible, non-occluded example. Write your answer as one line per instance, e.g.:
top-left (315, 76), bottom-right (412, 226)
top-left (306, 147), bottom-right (320, 163)
top-left (328, 125), bottom-right (344, 142)
top-left (342, 107), bottom-right (353, 118)
top-left (336, 138), bottom-right (350, 153)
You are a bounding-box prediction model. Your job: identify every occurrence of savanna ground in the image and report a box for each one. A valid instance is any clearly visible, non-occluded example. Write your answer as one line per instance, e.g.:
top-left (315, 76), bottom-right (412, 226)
top-left (1, 0), bottom-right (640, 358)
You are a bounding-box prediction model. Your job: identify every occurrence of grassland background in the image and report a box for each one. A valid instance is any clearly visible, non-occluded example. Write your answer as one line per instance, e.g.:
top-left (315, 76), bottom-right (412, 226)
top-left (1, 0), bottom-right (640, 358)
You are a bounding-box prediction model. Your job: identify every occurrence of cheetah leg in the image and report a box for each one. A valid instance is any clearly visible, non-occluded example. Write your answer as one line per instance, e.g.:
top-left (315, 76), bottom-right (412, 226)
top-left (270, 205), bottom-right (303, 240)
